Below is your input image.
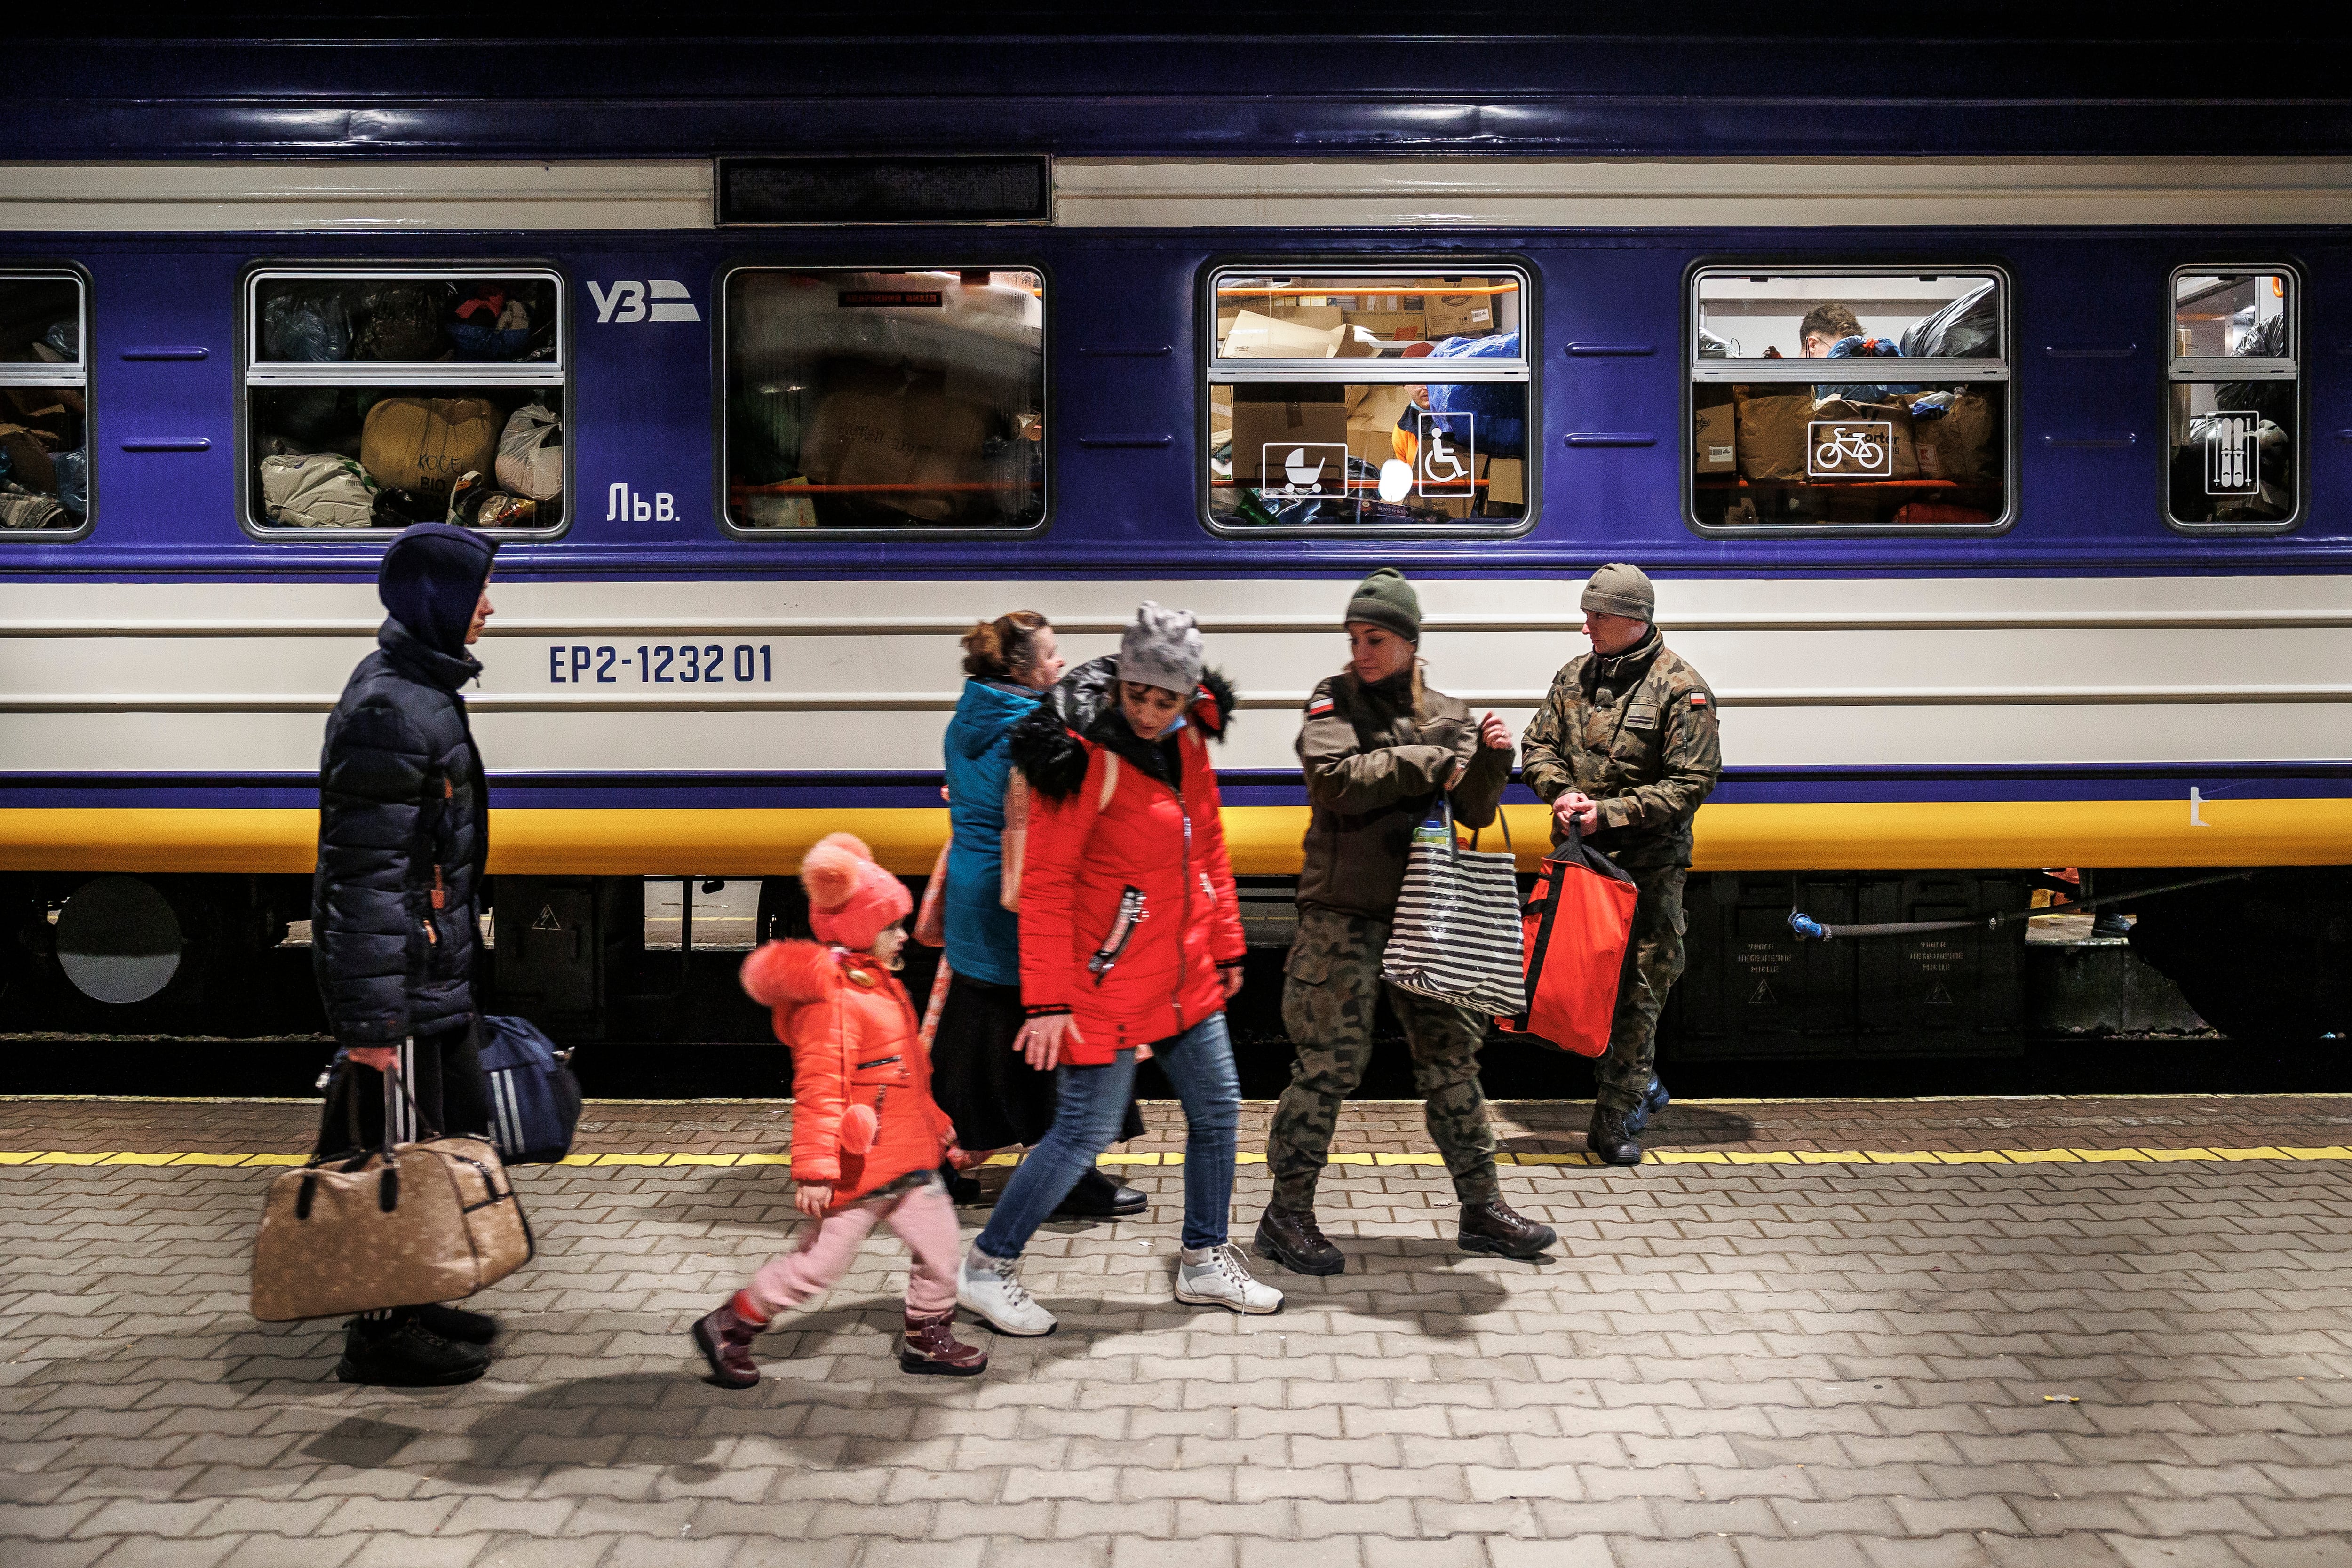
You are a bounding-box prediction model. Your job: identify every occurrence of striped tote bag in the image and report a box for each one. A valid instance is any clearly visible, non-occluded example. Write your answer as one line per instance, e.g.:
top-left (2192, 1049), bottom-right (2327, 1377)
top-left (1380, 800), bottom-right (1529, 1017)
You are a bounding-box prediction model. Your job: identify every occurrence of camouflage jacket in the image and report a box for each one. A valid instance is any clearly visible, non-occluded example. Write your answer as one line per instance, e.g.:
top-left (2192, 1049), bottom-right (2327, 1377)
top-left (1518, 630), bottom-right (1720, 871)
top-left (1296, 668), bottom-right (1510, 919)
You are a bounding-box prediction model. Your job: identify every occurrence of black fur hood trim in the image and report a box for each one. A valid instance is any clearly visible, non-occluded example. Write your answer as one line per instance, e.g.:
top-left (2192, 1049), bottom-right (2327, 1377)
top-left (1010, 656), bottom-right (1239, 802)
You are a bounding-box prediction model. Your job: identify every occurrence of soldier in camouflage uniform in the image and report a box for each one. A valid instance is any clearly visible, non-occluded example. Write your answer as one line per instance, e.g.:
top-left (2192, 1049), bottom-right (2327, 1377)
top-left (1253, 569), bottom-right (1558, 1276)
top-left (1518, 563), bottom-right (1721, 1166)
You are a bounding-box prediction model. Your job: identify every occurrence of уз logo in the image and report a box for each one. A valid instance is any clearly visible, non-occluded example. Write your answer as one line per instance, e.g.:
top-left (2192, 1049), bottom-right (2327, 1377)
top-left (587, 280), bottom-right (700, 324)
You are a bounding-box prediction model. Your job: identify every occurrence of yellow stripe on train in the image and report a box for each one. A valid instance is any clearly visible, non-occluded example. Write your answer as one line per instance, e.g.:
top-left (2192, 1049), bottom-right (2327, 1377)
top-left (1, 798), bottom-right (2347, 876)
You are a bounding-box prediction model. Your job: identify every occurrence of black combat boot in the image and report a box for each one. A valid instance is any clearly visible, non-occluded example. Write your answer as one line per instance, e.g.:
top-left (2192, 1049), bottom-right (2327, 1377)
top-left (336, 1311), bottom-right (490, 1387)
top-left (1053, 1166), bottom-right (1148, 1219)
top-left (1587, 1103), bottom-right (1644, 1167)
top-left (1459, 1199), bottom-right (1558, 1260)
top-left (1252, 1204), bottom-right (1344, 1276)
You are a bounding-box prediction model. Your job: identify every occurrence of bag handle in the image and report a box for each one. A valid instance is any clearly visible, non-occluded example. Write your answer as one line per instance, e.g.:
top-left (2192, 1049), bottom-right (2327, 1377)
top-left (334, 1057), bottom-right (443, 1172)
top-left (1465, 799), bottom-right (1515, 856)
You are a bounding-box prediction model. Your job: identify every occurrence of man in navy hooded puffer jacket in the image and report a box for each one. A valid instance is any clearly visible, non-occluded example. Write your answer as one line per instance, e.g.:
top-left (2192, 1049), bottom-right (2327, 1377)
top-left (312, 521), bottom-right (502, 1386)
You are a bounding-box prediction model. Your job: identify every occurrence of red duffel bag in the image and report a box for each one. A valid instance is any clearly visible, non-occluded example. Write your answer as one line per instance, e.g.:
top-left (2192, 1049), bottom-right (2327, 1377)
top-left (1495, 820), bottom-right (1640, 1056)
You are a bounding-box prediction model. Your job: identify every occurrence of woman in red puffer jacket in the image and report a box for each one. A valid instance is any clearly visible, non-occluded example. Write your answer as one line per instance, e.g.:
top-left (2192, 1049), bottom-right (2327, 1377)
top-left (954, 604), bottom-right (1283, 1339)
top-left (688, 833), bottom-right (985, 1388)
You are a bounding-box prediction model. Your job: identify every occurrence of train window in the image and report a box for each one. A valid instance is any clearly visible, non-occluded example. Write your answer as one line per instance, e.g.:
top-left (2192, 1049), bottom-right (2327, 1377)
top-left (1207, 267), bottom-right (1531, 531)
top-left (723, 268), bottom-right (1044, 533)
top-left (242, 268), bottom-right (565, 535)
top-left (0, 271), bottom-right (89, 533)
top-left (2168, 269), bottom-right (2297, 528)
top-left (1689, 269), bottom-right (2010, 530)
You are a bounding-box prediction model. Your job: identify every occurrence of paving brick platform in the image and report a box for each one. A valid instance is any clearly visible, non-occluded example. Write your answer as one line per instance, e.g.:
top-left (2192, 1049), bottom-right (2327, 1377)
top-left (5, 1094), bottom-right (2352, 1567)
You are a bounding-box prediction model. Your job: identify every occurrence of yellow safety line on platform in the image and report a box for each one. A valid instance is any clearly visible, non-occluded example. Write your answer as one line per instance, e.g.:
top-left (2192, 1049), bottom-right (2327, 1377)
top-left (4, 1146), bottom-right (2352, 1168)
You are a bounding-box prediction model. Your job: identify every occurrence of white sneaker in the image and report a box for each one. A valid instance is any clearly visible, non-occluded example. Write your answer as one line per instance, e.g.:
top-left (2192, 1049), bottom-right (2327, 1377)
top-left (957, 1244), bottom-right (1057, 1337)
top-left (1175, 1243), bottom-right (1285, 1316)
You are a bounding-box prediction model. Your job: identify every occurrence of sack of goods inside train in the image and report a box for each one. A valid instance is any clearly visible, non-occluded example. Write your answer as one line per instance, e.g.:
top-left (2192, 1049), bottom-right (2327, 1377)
top-left (361, 397), bottom-right (501, 506)
top-left (1731, 386), bottom-right (1995, 486)
top-left (494, 403), bottom-right (563, 500)
top-left (445, 470), bottom-right (539, 528)
top-left (260, 452), bottom-right (379, 528)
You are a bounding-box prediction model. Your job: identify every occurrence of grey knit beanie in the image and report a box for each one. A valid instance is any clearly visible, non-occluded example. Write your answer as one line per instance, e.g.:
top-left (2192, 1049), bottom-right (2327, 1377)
top-left (1344, 566), bottom-right (1421, 642)
top-left (1580, 563), bottom-right (1655, 621)
top-left (1117, 601), bottom-right (1204, 695)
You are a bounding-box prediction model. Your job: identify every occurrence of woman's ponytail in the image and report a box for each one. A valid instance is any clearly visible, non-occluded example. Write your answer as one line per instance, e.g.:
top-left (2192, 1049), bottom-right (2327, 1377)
top-left (962, 610), bottom-right (1051, 681)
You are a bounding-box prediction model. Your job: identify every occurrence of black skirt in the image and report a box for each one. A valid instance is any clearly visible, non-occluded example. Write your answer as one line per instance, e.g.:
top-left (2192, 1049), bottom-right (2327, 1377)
top-left (928, 972), bottom-right (1145, 1151)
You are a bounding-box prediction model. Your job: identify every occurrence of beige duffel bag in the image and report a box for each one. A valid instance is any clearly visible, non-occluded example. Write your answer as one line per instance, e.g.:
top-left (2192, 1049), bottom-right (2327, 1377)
top-left (250, 1069), bottom-right (533, 1322)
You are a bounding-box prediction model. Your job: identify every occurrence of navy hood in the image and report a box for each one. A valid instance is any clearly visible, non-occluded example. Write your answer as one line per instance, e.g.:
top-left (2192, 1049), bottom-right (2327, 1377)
top-left (378, 523), bottom-right (497, 658)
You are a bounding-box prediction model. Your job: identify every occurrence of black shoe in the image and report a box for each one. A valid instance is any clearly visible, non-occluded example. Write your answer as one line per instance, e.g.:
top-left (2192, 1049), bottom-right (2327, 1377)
top-left (1587, 1104), bottom-right (1643, 1167)
top-left (1252, 1205), bottom-right (1344, 1276)
top-left (415, 1302), bottom-right (497, 1345)
top-left (335, 1314), bottom-right (490, 1387)
top-left (1459, 1199), bottom-right (1558, 1260)
top-left (1053, 1165), bottom-right (1148, 1219)
top-left (940, 1163), bottom-right (985, 1206)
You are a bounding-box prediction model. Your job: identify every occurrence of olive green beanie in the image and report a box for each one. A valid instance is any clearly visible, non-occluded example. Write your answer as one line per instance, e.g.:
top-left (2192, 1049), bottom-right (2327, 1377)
top-left (1344, 567), bottom-right (1421, 642)
top-left (1580, 562), bottom-right (1655, 621)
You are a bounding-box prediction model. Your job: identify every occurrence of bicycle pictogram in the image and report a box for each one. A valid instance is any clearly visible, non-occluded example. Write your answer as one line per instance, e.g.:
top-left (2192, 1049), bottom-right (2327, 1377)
top-left (1806, 419), bottom-right (1894, 479)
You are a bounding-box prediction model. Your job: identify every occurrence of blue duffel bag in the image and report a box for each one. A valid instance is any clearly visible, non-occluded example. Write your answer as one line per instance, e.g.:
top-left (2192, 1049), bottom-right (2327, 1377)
top-left (478, 1015), bottom-right (581, 1165)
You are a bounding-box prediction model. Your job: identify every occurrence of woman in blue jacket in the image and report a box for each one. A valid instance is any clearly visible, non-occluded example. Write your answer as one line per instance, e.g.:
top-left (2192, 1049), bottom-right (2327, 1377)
top-left (932, 611), bottom-right (1144, 1217)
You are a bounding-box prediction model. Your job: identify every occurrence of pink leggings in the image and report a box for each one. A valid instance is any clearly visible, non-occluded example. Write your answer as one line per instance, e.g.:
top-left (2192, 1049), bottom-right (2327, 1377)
top-left (742, 1179), bottom-right (962, 1321)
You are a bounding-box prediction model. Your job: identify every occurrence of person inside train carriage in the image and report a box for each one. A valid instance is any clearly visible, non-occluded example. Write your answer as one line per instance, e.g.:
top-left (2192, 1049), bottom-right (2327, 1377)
top-left (1797, 301), bottom-right (1916, 405)
top-left (311, 522), bottom-right (504, 1387)
top-left (1254, 569), bottom-right (1556, 1277)
top-left (930, 611), bottom-right (1150, 1218)
top-left (1518, 565), bottom-right (1722, 1168)
top-left (691, 835), bottom-right (987, 1387)
top-left (956, 604), bottom-right (1283, 1335)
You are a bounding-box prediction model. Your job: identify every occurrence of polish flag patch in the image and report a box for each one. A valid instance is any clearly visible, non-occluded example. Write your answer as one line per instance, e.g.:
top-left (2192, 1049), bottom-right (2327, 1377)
top-left (1305, 697), bottom-right (1335, 718)
top-left (1689, 692), bottom-right (1710, 708)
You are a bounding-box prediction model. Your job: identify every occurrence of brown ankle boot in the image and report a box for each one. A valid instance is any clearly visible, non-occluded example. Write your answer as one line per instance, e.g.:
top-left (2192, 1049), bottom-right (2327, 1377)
top-left (1459, 1198), bottom-right (1559, 1261)
top-left (691, 1292), bottom-right (765, 1389)
top-left (899, 1310), bottom-right (988, 1377)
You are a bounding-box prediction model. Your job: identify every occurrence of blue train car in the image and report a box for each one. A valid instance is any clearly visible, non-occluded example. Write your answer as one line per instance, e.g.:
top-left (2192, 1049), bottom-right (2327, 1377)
top-left (1, 22), bottom-right (2345, 1045)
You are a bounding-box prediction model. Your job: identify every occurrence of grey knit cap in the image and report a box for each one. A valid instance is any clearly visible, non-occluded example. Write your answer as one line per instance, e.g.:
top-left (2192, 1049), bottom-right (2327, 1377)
top-left (1117, 601), bottom-right (1204, 695)
top-left (1580, 563), bottom-right (1655, 621)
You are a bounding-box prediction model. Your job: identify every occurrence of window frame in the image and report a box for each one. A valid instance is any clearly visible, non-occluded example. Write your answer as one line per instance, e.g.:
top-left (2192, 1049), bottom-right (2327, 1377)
top-left (0, 262), bottom-right (95, 542)
top-left (2163, 261), bottom-right (2303, 536)
top-left (1682, 260), bottom-right (2018, 539)
top-left (714, 260), bottom-right (1052, 542)
top-left (1200, 258), bottom-right (1538, 540)
top-left (235, 260), bottom-right (571, 542)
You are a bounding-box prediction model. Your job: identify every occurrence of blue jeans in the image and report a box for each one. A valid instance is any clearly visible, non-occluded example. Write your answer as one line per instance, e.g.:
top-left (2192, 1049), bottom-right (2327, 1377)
top-left (975, 1011), bottom-right (1240, 1258)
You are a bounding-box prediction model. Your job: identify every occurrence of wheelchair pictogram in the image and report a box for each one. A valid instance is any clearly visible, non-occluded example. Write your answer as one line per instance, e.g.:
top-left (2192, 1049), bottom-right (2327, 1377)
top-left (1414, 409), bottom-right (1478, 498)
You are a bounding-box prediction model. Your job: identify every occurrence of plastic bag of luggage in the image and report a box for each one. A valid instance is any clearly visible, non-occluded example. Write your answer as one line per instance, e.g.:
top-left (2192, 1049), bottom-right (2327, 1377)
top-left (1495, 820), bottom-right (1638, 1057)
top-left (52, 447), bottom-right (85, 516)
top-left (1899, 280), bottom-right (2000, 359)
top-left (494, 403), bottom-right (564, 499)
top-left (0, 480), bottom-right (65, 530)
top-left (477, 1015), bottom-right (582, 1165)
top-left (445, 470), bottom-right (540, 528)
top-left (448, 288), bottom-right (533, 361)
top-left (1381, 800), bottom-right (1528, 1018)
top-left (261, 286), bottom-right (352, 363)
top-left (261, 452), bottom-right (379, 528)
top-left (351, 281), bottom-right (450, 361)
top-left (360, 397), bottom-right (501, 504)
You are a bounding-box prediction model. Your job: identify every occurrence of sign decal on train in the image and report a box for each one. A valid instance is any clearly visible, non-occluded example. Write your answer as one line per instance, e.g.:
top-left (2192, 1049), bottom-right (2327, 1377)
top-left (546, 645), bottom-right (776, 684)
top-left (586, 279), bottom-right (701, 324)
top-left (605, 484), bottom-right (677, 522)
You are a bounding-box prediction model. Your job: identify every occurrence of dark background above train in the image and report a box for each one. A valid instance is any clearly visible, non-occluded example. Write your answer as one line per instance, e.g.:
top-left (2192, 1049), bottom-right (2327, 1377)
top-left (17, 13), bottom-right (2352, 160)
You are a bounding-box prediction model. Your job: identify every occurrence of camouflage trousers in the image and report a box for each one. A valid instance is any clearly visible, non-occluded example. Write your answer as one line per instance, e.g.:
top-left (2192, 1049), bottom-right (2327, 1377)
top-left (1596, 866), bottom-right (1687, 1113)
top-left (1267, 906), bottom-right (1499, 1210)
